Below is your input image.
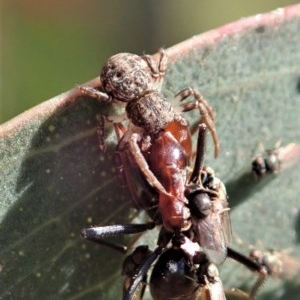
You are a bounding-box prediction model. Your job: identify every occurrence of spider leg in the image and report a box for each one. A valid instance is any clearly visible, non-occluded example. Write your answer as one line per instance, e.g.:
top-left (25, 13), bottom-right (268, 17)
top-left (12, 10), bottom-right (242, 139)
top-left (79, 85), bottom-right (112, 103)
top-left (175, 88), bottom-right (219, 158)
top-left (142, 50), bottom-right (168, 91)
top-left (129, 133), bottom-right (169, 196)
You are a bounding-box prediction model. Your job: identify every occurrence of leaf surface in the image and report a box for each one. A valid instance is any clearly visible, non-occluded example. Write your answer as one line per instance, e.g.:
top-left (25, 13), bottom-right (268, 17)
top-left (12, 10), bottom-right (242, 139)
top-left (1, 5), bottom-right (300, 300)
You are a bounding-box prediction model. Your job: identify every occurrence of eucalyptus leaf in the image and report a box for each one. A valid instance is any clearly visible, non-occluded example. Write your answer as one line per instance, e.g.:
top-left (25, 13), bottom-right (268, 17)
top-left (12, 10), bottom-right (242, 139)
top-left (1, 5), bottom-right (300, 300)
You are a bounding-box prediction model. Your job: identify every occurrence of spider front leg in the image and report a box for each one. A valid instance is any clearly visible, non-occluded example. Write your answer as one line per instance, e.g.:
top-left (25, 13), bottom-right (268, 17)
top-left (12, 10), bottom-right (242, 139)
top-left (79, 85), bottom-right (113, 103)
top-left (129, 133), bottom-right (169, 196)
top-left (79, 85), bottom-right (127, 150)
top-left (176, 88), bottom-right (219, 158)
top-left (142, 49), bottom-right (168, 88)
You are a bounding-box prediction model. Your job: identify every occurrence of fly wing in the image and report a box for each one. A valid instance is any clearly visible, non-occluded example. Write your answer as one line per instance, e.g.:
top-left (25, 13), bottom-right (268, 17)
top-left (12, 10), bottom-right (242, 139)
top-left (277, 143), bottom-right (300, 171)
top-left (192, 194), bottom-right (232, 265)
top-left (216, 179), bottom-right (232, 249)
top-left (192, 215), bottom-right (225, 265)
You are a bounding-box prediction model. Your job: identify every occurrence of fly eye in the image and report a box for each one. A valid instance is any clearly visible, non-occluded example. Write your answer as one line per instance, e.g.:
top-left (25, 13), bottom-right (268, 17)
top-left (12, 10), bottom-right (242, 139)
top-left (189, 192), bottom-right (212, 218)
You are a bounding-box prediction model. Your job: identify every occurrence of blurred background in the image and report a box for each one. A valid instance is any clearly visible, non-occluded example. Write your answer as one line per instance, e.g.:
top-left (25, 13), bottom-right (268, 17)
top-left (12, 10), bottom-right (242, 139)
top-left (0, 0), bottom-right (297, 124)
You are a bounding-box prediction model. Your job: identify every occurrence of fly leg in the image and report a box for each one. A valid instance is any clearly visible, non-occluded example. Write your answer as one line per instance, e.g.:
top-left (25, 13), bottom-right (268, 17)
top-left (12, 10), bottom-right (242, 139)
top-left (227, 247), bottom-right (271, 299)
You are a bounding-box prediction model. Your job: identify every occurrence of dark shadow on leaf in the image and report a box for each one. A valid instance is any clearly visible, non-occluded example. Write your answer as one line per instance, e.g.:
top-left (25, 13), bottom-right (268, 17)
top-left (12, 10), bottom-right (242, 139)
top-left (226, 172), bottom-right (276, 209)
top-left (294, 209), bottom-right (300, 244)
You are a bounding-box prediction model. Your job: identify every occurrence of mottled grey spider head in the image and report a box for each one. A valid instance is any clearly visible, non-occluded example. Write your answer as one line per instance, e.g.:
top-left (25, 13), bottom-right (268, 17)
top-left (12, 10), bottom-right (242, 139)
top-left (100, 53), bottom-right (157, 102)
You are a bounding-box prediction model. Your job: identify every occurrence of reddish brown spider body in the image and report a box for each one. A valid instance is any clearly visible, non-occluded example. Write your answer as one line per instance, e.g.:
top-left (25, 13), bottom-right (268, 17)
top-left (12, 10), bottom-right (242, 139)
top-left (114, 115), bottom-right (193, 232)
top-left (145, 118), bottom-right (192, 231)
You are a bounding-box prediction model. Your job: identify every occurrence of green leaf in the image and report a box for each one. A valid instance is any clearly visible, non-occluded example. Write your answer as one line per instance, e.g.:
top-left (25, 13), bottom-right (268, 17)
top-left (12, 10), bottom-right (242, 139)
top-left (1, 5), bottom-right (300, 300)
